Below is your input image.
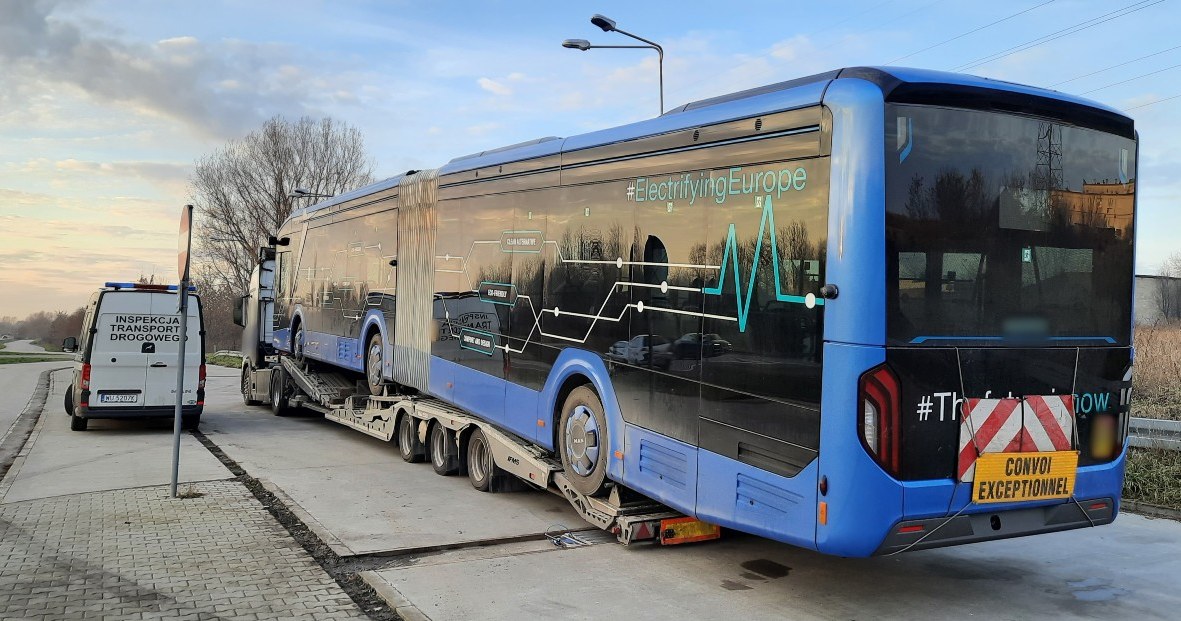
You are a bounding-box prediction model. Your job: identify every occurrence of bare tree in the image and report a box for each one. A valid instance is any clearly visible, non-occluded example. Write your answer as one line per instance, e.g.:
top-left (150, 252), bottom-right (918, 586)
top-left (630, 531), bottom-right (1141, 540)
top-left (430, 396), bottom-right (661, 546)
top-left (190, 115), bottom-right (375, 291)
top-left (1157, 252), bottom-right (1181, 324)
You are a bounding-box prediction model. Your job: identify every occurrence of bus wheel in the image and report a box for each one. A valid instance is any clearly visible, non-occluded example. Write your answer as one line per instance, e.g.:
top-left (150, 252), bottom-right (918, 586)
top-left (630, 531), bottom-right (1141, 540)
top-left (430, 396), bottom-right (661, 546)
top-left (397, 414), bottom-right (425, 463)
top-left (466, 428), bottom-right (501, 492)
top-left (70, 411), bottom-right (87, 431)
top-left (429, 423), bottom-right (459, 476)
top-left (293, 325), bottom-right (306, 364)
top-left (270, 367), bottom-right (291, 417)
top-left (365, 333), bottom-right (384, 396)
top-left (559, 386), bottom-right (609, 497)
top-left (241, 364), bottom-right (261, 406)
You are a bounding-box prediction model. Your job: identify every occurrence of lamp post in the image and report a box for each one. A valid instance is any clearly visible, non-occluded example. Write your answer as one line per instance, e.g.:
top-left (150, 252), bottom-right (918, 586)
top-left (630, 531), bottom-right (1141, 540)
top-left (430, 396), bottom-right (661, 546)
top-left (563, 14), bottom-right (664, 115)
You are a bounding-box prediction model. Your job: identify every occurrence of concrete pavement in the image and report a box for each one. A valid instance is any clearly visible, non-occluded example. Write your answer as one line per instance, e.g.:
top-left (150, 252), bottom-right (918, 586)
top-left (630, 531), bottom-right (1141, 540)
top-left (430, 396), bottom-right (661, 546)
top-left (200, 365), bottom-right (581, 557)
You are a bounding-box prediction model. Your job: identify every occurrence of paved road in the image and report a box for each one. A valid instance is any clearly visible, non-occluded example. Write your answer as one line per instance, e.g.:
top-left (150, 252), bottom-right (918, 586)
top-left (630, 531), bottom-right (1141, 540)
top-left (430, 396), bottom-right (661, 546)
top-left (197, 365), bottom-right (1181, 621)
top-left (2, 339), bottom-right (51, 353)
top-left (0, 361), bottom-right (71, 449)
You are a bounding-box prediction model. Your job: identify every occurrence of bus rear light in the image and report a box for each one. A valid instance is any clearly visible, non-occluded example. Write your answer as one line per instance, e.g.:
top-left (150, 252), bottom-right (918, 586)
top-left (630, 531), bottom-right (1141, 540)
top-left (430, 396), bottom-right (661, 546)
top-left (859, 364), bottom-right (902, 476)
top-left (1090, 501), bottom-right (1108, 511)
top-left (80, 363), bottom-right (91, 391)
top-left (898, 524), bottom-right (925, 534)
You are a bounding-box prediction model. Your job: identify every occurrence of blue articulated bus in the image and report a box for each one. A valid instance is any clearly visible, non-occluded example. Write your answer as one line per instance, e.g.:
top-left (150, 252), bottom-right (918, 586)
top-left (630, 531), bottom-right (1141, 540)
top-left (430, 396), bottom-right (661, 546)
top-left (260, 67), bottom-right (1137, 556)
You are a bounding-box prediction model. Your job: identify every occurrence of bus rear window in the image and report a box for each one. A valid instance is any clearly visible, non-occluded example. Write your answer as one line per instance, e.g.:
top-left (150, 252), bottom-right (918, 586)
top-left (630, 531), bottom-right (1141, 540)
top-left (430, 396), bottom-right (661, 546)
top-left (885, 104), bottom-right (1135, 346)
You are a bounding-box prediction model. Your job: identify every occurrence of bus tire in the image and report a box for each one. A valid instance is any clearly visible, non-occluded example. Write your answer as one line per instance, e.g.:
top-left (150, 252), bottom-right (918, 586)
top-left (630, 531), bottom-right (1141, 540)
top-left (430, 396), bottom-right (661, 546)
top-left (270, 367), bottom-right (292, 417)
top-left (365, 332), bottom-right (384, 396)
top-left (429, 422), bottom-right (459, 476)
top-left (64, 388), bottom-right (74, 416)
top-left (466, 428), bottom-right (500, 492)
top-left (293, 324), bottom-right (306, 364)
top-left (241, 364), bottom-right (261, 406)
top-left (70, 411), bottom-right (87, 431)
top-left (559, 385), bottom-right (610, 497)
top-left (397, 414), bottom-right (425, 463)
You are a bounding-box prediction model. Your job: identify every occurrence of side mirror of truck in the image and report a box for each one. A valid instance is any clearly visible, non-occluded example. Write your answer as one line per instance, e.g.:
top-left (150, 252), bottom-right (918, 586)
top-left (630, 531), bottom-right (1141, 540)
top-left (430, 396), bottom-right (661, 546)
top-left (62, 336), bottom-right (77, 353)
top-left (233, 295), bottom-right (247, 327)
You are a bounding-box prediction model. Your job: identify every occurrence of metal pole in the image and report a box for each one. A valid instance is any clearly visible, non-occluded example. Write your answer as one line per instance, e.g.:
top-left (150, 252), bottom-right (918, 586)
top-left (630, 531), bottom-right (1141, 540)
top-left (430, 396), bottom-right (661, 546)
top-left (170, 285), bottom-right (188, 498)
top-left (614, 28), bottom-right (664, 115)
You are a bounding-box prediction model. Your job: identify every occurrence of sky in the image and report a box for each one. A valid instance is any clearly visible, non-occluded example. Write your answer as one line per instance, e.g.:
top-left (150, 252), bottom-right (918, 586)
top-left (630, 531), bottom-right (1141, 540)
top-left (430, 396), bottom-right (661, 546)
top-left (1, 0), bottom-right (1178, 318)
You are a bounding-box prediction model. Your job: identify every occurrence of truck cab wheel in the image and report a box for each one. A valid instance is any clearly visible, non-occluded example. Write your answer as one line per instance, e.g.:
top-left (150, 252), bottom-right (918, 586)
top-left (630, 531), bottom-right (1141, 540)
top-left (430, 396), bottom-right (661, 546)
top-left (241, 364), bottom-right (261, 406)
top-left (270, 367), bottom-right (292, 417)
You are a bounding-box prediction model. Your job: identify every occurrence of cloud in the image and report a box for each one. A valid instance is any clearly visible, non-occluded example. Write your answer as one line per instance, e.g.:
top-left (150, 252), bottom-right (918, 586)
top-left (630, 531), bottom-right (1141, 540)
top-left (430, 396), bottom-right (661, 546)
top-left (477, 77), bottom-right (512, 96)
top-left (0, 0), bottom-right (326, 138)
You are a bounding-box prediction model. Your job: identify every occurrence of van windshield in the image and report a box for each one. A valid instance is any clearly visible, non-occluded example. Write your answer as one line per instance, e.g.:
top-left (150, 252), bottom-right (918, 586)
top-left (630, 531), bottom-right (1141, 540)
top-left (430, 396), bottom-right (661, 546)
top-left (885, 104), bottom-right (1136, 346)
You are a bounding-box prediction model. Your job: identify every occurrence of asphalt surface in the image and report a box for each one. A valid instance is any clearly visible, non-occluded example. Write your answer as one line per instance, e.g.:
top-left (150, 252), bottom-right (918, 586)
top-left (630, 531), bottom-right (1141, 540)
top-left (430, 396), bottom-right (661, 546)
top-left (196, 364), bottom-right (1181, 621)
top-left (2, 339), bottom-right (52, 353)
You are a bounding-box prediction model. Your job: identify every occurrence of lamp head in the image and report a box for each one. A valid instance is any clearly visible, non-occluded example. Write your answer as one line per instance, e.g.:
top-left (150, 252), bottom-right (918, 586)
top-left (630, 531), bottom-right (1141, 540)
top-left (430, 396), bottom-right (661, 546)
top-left (292, 188), bottom-right (311, 196)
top-left (562, 38), bottom-right (591, 51)
top-left (590, 14), bottom-right (616, 32)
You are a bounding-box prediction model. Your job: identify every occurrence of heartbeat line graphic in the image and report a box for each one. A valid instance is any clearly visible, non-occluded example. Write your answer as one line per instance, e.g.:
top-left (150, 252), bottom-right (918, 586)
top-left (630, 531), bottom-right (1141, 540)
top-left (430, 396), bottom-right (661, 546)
top-left (435, 193), bottom-right (821, 354)
top-left (703, 195), bottom-right (823, 331)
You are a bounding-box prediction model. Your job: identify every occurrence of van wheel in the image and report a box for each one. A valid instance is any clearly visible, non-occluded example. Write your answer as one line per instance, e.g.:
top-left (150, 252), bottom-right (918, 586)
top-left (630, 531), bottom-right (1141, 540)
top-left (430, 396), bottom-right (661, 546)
top-left (429, 423), bottom-right (459, 476)
top-left (396, 414), bottom-right (424, 463)
top-left (70, 411), bottom-right (88, 431)
top-left (365, 332), bottom-right (384, 396)
top-left (64, 389), bottom-right (74, 416)
top-left (559, 386), bottom-right (610, 497)
top-left (241, 364), bottom-right (261, 406)
top-left (182, 414), bottom-right (201, 430)
top-left (270, 367), bottom-right (292, 417)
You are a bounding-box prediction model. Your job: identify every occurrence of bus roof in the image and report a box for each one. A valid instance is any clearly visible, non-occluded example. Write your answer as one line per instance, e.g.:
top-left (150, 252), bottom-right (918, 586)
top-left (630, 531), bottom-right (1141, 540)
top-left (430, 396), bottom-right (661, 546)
top-left (290, 66), bottom-right (1134, 221)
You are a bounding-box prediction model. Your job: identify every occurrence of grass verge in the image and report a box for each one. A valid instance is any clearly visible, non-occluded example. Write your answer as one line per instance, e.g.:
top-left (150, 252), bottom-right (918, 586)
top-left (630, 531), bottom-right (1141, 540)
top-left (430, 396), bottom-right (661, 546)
top-left (1133, 325), bottom-right (1181, 421)
top-left (207, 353), bottom-right (244, 368)
top-left (1122, 447), bottom-right (1181, 512)
top-left (0, 355), bottom-right (69, 364)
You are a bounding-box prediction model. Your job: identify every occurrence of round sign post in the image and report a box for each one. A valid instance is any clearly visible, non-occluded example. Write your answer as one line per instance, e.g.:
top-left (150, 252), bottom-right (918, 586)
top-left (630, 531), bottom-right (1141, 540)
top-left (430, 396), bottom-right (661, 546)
top-left (171, 204), bottom-right (194, 498)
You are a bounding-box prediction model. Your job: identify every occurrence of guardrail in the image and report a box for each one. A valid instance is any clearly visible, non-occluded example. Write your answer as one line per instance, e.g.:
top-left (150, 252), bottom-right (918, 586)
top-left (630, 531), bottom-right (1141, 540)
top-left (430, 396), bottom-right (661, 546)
top-left (1129, 417), bottom-right (1181, 452)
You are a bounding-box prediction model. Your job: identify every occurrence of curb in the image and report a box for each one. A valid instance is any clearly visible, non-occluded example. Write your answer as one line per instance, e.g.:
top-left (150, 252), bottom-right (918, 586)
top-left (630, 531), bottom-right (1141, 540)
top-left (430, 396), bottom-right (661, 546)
top-left (0, 366), bottom-right (69, 498)
top-left (1122, 498), bottom-right (1181, 521)
top-left (359, 570), bottom-right (432, 621)
top-left (258, 477), bottom-right (356, 557)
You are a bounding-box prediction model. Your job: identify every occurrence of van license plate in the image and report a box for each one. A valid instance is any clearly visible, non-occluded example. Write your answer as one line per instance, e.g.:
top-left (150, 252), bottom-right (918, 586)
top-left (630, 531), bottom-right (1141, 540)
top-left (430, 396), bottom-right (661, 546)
top-left (972, 451), bottom-right (1078, 504)
top-left (99, 393), bottom-right (139, 404)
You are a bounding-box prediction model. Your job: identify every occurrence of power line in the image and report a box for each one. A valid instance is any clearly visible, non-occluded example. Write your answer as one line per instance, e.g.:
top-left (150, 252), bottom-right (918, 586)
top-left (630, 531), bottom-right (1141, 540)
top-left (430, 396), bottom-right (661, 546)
top-left (1051, 44), bottom-right (1181, 87)
top-left (1080, 62), bottom-right (1181, 94)
top-left (886, 1), bottom-right (1055, 64)
top-left (952, 1), bottom-right (1163, 72)
top-left (1127, 93), bottom-right (1181, 110)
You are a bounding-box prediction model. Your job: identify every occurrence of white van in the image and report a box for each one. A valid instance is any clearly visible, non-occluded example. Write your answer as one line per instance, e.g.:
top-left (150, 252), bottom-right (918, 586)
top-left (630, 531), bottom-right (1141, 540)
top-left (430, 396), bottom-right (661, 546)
top-left (62, 282), bottom-right (205, 431)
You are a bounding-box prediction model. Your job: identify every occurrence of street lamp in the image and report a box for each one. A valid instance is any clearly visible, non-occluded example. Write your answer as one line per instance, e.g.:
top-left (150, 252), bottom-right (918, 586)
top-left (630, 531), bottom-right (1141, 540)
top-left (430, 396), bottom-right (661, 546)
top-left (563, 14), bottom-right (664, 115)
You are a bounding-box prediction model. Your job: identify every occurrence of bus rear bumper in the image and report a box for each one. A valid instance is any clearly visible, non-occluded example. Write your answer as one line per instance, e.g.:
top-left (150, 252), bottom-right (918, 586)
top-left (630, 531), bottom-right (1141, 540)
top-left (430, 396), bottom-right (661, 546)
top-left (873, 497), bottom-right (1115, 555)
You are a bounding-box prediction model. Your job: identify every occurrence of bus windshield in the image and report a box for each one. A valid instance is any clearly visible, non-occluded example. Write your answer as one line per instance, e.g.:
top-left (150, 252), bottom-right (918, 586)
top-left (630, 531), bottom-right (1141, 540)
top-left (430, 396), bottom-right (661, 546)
top-left (885, 104), bottom-right (1136, 346)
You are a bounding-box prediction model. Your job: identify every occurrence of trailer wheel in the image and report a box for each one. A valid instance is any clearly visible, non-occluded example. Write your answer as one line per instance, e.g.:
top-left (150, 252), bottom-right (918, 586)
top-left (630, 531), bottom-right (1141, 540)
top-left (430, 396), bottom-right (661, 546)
top-left (559, 386), bottom-right (609, 497)
top-left (466, 428), bottom-right (500, 492)
top-left (241, 364), bottom-right (261, 406)
top-left (429, 423), bottom-right (459, 476)
top-left (365, 332), bottom-right (384, 396)
top-left (69, 411), bottom-right (87, 431)
top-left (396, 414), bottom-right (425, 463)
top-left (270, 367), bottom-right (292, 417)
